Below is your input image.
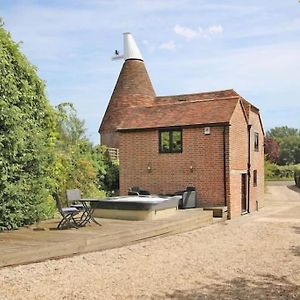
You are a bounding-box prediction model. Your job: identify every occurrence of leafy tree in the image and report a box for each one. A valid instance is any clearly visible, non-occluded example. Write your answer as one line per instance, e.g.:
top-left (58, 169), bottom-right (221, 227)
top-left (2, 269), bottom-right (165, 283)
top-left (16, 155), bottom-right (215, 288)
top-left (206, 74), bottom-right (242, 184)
top-left (53, 103), bottom-right (119, 200)
top-left (53, 103), bottom-right (99, 200)
top-left (92, 146), bottom-right (119, 195)
top-left (267, 126), bottom-right (300, 165)
top-left (264, 137), bottom-right (280, 163)
top-left (268, 126), bottom-right (299, 140)
top-left (0, 23), bottom-right (119, 230)
top-left (0, 24), bottom-right (56, 229)
top-left (55, 102), bottom-right (86, 148)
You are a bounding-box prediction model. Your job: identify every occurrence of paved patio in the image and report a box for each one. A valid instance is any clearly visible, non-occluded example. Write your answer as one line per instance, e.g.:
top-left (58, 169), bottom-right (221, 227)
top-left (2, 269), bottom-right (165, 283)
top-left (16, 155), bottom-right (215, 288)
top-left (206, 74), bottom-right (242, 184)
top-left (0, 208), bottom-right (213, 268)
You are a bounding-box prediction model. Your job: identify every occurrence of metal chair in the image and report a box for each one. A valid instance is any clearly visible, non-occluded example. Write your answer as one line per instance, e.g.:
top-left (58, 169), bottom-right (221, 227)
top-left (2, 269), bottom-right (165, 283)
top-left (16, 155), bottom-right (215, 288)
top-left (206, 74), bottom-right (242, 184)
top-left (176, 186), bottom-right (197, 209)
top-left (66, 189), bottom-right (84, 210)
top-left (53, 193), bottom-right (80, 229)
top-left (181, 186), bottom-right (197, 208)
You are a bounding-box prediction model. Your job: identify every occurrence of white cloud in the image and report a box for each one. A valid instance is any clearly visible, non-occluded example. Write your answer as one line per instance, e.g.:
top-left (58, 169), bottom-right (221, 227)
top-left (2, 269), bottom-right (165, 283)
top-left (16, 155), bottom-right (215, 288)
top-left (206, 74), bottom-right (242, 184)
top-left (208, 25), bottom-right (223, 34)
top-left (159, 41), bottom-right (176, 51)
top-left (174, 25), bottom-right (198, 40)
top-left (174, 24), bottom-right (223, 40)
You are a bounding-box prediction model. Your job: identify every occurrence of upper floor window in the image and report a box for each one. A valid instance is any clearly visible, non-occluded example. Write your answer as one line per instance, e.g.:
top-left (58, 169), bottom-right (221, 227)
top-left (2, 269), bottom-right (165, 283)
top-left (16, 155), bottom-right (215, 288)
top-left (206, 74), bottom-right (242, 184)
top-left (253, 170), bottom-right (257, 186)
top-left (159, 129), bottom-right (182, 153)
top-left (254, 132), bottom-right (259, 151)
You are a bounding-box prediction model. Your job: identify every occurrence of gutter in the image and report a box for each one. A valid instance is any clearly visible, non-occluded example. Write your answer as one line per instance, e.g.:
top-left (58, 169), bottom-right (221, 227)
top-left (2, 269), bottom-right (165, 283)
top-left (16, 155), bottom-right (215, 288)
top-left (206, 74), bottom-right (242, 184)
top-left (223, 126), bottom-right (227, 206)
top-left (117, 122), bottom-right (230, 132)
top-left (247, 124), bottom-right (252, 213)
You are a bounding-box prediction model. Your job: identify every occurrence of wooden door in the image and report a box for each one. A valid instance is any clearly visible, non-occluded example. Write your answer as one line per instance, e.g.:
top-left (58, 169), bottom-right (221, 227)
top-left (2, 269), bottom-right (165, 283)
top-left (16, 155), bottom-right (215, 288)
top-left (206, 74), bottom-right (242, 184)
top-left (241, 174), bottom-right (247, 213)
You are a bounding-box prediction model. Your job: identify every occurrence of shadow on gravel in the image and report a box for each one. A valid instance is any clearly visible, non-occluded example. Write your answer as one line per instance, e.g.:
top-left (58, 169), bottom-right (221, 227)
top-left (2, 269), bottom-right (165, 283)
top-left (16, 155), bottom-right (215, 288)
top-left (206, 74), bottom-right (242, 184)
top-left (290, 226), bottom-right (300, 257)
top-left (153, 275), bottom-right (300, 300)
top-left (290, 245), bottom-right (300, 257)
top-left (292, 226), bottom-right (300, 234)
top-left (287, 185), bottom-right (300, 194)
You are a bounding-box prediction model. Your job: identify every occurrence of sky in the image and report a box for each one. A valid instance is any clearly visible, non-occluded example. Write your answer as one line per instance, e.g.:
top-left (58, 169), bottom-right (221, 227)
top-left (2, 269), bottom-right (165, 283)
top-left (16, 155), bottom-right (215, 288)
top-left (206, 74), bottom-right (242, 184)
top-left (1, 0), bottom-right (300, 143)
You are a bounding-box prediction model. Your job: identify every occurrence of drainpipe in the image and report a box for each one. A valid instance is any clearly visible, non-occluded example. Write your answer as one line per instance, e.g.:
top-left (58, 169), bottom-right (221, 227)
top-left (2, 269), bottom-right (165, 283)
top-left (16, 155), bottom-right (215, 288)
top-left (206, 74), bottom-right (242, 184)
top-left (247, 124), bottom-right (252, 213)
top-left (223, 126), bottom-right (227, 206)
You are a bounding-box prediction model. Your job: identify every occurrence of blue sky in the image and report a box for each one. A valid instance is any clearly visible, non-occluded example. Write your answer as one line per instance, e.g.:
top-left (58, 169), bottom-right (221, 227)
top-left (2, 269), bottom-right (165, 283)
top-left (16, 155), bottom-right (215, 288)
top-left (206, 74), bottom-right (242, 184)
top-left (1, 0), bottom-right (300, 143)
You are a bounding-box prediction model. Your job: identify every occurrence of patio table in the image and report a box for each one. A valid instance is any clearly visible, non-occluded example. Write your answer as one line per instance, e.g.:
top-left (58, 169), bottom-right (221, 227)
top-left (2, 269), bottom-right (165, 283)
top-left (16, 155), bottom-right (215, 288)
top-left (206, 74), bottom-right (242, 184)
top-left (78, 199), bottom-right (102, 227)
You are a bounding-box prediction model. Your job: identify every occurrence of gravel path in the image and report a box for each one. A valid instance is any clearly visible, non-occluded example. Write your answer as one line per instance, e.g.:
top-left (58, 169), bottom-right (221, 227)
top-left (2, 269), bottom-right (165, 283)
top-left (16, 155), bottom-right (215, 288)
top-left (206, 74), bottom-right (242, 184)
top-left (1, 182), bottom-right (300, 299)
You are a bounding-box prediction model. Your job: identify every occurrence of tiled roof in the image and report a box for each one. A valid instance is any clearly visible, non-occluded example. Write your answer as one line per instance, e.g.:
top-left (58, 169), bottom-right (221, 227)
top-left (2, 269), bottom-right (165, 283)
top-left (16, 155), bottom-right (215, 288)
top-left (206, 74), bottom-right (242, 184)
top-left (155, 89), bottom-right (239, 104)
top-left (99, 59), bottom-right (155, 132)
top-left (118, 96), bottom-right (240, 131)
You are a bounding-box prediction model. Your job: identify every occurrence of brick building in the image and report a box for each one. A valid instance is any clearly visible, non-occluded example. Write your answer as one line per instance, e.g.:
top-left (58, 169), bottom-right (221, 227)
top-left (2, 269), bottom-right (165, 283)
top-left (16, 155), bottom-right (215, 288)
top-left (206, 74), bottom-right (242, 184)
top-left (99, 33), bottom-right (264, 219)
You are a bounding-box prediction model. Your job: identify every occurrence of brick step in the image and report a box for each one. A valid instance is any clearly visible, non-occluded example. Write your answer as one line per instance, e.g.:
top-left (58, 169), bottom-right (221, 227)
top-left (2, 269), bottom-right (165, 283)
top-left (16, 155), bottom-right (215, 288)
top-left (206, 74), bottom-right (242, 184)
top-left (203, 206), bottom-right (228, 219)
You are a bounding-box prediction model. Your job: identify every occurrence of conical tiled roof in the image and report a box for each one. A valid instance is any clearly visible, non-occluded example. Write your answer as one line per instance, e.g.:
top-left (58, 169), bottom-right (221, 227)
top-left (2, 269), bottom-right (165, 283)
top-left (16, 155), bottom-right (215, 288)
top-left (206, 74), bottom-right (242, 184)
top-left (99, 34), bottom-right (155, 148)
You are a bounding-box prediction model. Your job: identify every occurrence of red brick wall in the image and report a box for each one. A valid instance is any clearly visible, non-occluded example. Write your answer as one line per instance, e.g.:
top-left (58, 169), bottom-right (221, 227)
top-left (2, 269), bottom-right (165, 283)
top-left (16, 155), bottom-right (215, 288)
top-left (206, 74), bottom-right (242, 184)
top-left (228, 102), bottom-right (248, 218)
top-left (118, 101), bottom-right (264, 219)
top-left (249, 108), bottom-right (264, 211)
top-left (119, 127), bottom-right (226, 207)
top-left (228, 101), bottom-right (264, 218)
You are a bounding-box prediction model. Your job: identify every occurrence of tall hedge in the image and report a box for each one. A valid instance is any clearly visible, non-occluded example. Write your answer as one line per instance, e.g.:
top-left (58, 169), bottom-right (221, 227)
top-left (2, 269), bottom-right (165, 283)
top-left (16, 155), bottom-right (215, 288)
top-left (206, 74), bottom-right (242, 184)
top-left (0, 23), bottom-right (56, 229)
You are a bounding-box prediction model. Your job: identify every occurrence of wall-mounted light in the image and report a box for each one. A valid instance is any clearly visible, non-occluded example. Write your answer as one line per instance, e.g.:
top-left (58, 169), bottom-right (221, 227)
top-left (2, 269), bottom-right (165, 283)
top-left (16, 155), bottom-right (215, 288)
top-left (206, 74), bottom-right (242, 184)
top-left (189, 161), bottom-right (194, 172)
top-left (147, 162), bottom-right (152, 173)
top-left (204, 127), bottom-right (211, 135)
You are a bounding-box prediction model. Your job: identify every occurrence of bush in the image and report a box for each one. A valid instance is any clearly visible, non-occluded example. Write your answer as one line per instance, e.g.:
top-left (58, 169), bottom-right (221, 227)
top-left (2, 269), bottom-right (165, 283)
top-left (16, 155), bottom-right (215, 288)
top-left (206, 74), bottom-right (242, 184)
top-left (294, 165), bottom-right (300, 188)
top-left (0, 24), bottom-right (56, 229)
top-left (265, 160), bottom-right (296, 180)
top-left (92, 146), bottom-right (119, 196)
top-left (0, 25), bottom-right (120, 230)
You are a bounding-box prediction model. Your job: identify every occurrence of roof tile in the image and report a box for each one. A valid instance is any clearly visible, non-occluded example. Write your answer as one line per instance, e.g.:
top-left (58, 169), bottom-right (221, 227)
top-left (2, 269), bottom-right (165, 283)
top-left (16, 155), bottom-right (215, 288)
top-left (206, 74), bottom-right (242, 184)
top-left (118, 96), bottom-right (239, 131)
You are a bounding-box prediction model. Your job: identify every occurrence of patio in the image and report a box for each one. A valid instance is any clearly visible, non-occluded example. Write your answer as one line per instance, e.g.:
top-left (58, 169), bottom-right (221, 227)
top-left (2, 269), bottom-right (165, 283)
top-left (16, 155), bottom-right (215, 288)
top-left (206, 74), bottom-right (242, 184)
top-left (0, 208), bottom-right (213, 268)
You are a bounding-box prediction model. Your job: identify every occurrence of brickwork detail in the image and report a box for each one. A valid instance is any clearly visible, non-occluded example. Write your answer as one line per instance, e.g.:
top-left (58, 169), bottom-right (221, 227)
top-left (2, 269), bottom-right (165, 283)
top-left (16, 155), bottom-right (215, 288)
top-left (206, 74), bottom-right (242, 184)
top-left (120, 127), bottom-right (226, 208)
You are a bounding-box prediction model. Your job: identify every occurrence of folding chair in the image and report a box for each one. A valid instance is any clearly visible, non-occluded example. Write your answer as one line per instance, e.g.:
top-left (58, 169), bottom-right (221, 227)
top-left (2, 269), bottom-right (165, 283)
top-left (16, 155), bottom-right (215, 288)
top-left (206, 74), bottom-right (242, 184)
top-left (53, 193), bottom-right (80, 229)
top-left (66, 189), bottom-right (84, 210)
top-left (66, 189), bottom-right (95, 226)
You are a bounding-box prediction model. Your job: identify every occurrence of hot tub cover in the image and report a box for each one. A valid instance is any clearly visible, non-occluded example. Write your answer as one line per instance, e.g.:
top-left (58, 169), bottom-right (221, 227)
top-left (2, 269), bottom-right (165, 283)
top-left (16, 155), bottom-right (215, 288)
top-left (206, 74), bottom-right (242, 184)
top-left (90, 195), bottom-right (180, 211)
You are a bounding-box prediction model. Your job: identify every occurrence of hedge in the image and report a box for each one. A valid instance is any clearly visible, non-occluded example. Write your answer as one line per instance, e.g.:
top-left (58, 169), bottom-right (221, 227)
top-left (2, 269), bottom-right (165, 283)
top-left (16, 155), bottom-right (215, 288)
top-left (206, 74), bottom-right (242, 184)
top-left (0, 24), bottom-right (56, 229)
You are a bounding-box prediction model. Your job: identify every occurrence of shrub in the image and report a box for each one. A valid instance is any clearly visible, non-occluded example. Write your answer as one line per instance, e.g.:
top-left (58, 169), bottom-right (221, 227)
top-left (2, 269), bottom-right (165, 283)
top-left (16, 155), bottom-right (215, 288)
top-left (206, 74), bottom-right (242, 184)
top-left (265, 160), bottom-right (296, 180)
top-left (294, 165), bottom-right (300, 188)
top-left (0, 24), bottom-right (56, 229)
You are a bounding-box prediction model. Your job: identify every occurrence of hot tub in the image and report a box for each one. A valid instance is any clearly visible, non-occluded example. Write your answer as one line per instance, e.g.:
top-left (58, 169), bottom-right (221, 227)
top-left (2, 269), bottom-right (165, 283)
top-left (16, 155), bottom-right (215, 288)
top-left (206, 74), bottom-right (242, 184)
top-left (91, 195), bottom-right (180, 221)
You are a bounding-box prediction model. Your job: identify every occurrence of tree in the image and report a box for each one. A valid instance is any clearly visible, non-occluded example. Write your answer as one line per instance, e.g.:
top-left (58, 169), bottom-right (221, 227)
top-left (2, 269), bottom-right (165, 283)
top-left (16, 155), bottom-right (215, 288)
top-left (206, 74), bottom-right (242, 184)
top-left (53, 103), bottom-right (99, 199)
top-left (268, 126), bottom-right (299, 140)
top-left (55, 102), bottom-right (86, 148)
top-left (267, 126), bottom-right (300, 165)
top-left (53, 103), bottom-right (119, 200)
top-left (264, 137), bottom-right (280, 163)
top-left (0, 24), bottom-right (56, 229)
top-left (92, 146), bottom-right (119, 195)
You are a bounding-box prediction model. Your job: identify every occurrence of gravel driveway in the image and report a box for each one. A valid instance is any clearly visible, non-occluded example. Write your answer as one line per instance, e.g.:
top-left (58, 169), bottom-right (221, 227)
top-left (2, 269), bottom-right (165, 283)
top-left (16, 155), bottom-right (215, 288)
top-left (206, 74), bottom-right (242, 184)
top-left (1, 181), bottom-right (300, 299)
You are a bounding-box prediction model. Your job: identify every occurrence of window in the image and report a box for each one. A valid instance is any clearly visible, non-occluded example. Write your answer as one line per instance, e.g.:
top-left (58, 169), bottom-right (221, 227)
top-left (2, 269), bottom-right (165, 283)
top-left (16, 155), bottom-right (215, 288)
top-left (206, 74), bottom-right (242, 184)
top-left (253, 170), bottom-right (257, 187)
top-left (159, 129), bottom-right (182, 153)
top-left (254, 132), bottom-right (259, 151)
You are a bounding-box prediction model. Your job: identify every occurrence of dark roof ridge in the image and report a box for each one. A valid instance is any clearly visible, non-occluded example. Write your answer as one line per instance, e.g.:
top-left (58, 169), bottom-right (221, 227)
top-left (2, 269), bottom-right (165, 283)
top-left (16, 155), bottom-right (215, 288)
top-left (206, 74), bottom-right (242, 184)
top-left (137, 95), bottom-right (239, 108)
top-left (156, 88), bottom-right (237, 99)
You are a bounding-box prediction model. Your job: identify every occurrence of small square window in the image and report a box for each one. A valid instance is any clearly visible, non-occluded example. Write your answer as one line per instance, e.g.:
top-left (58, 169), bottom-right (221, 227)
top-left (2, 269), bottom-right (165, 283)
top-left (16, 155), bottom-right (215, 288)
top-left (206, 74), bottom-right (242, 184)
top-left (254, 132), bottom-right (259, 151)
top-left (159, 129), bottom-right (182, 153)
top-left (253, 170), bottom-right (257, 187)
